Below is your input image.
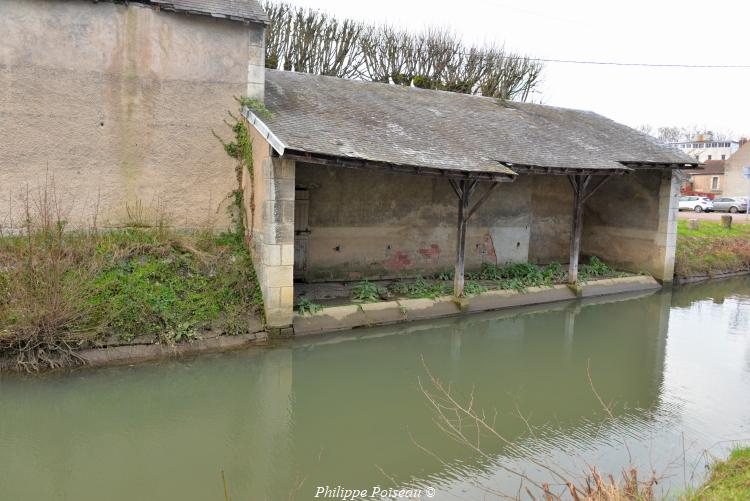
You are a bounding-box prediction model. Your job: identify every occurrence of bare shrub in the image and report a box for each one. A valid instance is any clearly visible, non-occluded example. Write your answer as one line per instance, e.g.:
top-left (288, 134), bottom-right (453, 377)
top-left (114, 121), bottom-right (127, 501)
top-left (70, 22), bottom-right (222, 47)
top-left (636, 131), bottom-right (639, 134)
top-left (417, 356), bottom-right (659, 500)
top-left (0, 182), bottom-right (98, 371)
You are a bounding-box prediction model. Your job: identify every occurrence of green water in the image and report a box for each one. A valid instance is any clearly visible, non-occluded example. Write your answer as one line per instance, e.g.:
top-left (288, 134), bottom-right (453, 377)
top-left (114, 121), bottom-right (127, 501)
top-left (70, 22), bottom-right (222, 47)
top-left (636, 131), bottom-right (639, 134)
top-left (1, 278), bottom-right (750, 500)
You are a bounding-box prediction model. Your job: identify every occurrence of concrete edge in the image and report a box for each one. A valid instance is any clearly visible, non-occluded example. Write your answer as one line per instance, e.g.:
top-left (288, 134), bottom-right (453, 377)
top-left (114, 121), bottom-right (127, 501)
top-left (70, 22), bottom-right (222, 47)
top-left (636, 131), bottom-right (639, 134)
top-left (578, 275), bottom-right (661, 297)
top-left (293, 276), bottom-right (663, 336)
top-left (675, 269), bottom-right (750, 285)
top-left (78, 331), bottom-right (268, 368)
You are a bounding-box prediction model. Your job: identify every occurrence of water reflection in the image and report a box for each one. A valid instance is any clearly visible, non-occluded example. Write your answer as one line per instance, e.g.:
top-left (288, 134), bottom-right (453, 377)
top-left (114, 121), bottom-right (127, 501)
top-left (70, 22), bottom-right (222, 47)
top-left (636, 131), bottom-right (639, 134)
top-left (0, 279), bottom-right (749, 500)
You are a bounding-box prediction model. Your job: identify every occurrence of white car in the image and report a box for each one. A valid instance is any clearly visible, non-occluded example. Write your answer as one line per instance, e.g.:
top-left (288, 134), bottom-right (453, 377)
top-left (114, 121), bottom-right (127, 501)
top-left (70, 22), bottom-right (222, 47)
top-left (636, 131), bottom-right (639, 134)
top-left (678, 196), bottom-right (713, 212)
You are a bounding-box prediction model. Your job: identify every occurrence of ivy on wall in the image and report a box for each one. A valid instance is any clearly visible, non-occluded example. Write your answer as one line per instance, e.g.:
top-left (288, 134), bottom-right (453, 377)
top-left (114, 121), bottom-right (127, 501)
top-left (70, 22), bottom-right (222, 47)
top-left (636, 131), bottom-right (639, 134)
top-left (214, 97), bottom-right (272, 237)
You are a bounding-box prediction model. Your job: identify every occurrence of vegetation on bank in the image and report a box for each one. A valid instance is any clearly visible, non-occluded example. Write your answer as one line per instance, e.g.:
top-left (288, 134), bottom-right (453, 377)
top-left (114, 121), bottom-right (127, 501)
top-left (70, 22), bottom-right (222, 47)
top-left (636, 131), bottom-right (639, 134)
top-left (675, 220), bottom-right (750, 277)
top-left (295, 258), bottom-right (626, 311)
top-left (0, 226), bottom-right (262, 371)
top-left (684, 447), bottom-right (750, 500)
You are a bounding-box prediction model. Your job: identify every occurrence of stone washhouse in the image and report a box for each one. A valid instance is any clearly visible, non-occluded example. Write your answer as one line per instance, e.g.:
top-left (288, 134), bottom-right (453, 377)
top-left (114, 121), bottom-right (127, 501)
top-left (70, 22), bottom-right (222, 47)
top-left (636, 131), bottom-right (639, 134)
top-left (242, 70), bottom-right (699, 329)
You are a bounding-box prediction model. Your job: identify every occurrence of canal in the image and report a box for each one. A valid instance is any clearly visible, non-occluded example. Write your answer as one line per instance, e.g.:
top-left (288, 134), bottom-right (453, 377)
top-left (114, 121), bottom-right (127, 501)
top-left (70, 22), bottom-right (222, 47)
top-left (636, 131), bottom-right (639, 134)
top-left (1, 278), bottom-right (749, 500)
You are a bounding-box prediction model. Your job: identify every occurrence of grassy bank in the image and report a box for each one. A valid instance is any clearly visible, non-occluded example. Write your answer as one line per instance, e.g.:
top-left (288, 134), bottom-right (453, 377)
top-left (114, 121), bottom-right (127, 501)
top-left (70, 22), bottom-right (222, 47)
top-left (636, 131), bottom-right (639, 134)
top-left (675, 220), bottom-right (750, 277)
top-left (685, 447), bottom-right (750, 500)
top-left (0, 227), bottom-right (262, 371)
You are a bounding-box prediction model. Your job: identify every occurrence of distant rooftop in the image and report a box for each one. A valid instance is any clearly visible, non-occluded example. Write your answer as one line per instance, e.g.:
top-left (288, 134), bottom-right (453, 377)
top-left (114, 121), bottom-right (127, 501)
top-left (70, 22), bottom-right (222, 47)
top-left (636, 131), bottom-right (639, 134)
top-left (684, 160), bottom-right (725, 176)
top-left (249, 70), bottom-right (698, 179)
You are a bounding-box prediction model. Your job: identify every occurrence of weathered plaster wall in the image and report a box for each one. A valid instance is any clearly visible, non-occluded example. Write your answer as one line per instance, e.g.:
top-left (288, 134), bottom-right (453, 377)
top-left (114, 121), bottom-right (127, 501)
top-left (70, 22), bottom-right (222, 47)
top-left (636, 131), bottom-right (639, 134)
top-left (582, 170), bottom-right (678, 282)
top-left (528, 175), bottom-right (574, 263)
top-left (724, 143), bottom-right (750, 198)
top-left (294, 165), bottom-right (574, 281)
top-left (294, 165), bottom-right (676, 283)
top-left (0, 0), bottom-right (265, 229)
top-left (244, 125), bottom-right (294, 327)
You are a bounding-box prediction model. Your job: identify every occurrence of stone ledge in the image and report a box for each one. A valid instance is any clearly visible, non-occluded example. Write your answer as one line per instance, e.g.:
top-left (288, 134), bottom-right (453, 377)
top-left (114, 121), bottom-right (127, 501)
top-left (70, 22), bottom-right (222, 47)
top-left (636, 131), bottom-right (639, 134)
top-left (578, 275), bottom-right (661, 297)
top-left (398, 297), bottom-right (462, 321)
top-left (79, 331), bottom-right (268, 368)
top-left (293, 304), bottom-right (369, 336)
top-left (292, 276), bottom-right (663, 336)
top-left (465, 284), bottom-right (575, 312)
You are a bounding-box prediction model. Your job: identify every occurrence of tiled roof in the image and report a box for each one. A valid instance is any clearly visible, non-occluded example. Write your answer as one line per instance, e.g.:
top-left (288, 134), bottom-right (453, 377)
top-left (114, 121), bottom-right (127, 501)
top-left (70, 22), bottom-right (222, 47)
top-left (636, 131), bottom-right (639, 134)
top-left (685, 160), bottom-right (725, 176)
top-left (254, 70), bottom-right (699, 178)
top-left (150, 0), bottom-right (268, 24)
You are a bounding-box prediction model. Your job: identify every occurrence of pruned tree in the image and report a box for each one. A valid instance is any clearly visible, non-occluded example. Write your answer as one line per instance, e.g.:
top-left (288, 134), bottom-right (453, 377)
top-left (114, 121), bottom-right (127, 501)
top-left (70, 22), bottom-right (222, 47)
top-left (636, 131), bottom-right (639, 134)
top-left (263, 1), bottom-right (543, 102)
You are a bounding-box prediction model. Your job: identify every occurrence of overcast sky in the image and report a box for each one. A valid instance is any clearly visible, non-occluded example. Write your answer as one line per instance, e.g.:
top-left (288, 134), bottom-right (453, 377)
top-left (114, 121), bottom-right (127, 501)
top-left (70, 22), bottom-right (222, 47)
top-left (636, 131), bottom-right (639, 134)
top-left (286, 0), bottom-right (750, 138)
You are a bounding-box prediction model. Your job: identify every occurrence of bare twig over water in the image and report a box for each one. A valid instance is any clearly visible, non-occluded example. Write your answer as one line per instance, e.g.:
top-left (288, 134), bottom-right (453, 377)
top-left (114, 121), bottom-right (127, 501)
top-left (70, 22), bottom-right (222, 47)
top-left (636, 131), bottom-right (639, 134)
top-left (418, 355), bottom-right (660, 500)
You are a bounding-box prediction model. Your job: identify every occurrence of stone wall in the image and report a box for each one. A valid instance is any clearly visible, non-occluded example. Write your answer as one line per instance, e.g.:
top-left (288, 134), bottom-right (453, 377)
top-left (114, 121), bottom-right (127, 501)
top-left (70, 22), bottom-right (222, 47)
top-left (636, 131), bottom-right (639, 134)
top-left (244, 126), bottom-right (294, 327)
top-left (582, 170), bottom-right (679, 283)
top-left (0, 0), bottom-right (265, 229)
top-left (293, 164), bottom-right (678, 284)
top-left (294, 164), bottom-right (575, 281)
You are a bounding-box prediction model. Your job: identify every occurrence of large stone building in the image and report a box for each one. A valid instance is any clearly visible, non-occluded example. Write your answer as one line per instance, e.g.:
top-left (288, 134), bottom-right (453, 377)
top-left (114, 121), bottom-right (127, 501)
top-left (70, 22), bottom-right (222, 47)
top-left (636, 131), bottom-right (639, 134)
top-left (669, 136), bottom-right (740, 163)
top-left (243, 70), bottom-right (698, 327)
top-left (0, 0), bottom-right (267, 229)
top-left (1, 0), bottom-right (700, 330)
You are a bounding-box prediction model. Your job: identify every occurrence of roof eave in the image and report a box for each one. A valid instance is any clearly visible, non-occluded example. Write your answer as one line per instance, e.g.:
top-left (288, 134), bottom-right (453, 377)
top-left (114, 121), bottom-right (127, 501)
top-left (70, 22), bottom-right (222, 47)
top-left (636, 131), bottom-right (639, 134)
top-left (498, 162), bottom-right (632, 176)
top-left (242, 107), bottom-right (286, 155)
top-left (284, 150), bottom-right (516, 183)
top-left (618, 161), bottom-right (702, 170)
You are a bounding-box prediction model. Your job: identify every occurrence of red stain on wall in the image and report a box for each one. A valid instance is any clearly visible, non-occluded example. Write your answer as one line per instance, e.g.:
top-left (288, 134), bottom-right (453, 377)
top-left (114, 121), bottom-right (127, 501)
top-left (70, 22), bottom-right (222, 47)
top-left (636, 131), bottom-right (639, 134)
top-left (417, 244), bottom-right (440, 259)
top-left (384, 251), bottom-right (411, 271)
top-left (484, 233), bottom-right (497, 262)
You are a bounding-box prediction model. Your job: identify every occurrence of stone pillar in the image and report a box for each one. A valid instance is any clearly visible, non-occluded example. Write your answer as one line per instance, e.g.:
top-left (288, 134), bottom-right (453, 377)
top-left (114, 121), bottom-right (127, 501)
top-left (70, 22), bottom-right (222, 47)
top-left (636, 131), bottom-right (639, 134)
top-left (257, 157), bottom-right (295, 329)
top-left (246, 24), bottom-right (265, 101)
top-left (653, 170), bottom-right (679, 283)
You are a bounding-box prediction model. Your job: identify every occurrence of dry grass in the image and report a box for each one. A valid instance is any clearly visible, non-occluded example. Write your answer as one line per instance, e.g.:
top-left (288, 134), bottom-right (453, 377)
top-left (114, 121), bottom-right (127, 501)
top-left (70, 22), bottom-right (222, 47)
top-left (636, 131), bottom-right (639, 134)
top-left (0, 184), bottom-right (262, 372)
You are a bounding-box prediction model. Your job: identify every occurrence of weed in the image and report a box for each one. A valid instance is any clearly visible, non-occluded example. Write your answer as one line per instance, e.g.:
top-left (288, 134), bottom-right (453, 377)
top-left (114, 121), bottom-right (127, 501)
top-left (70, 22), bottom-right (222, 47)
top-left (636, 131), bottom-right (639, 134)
top-left (1, 227), bottom-right (263, 371)
top-left (297, 298), bottom-right (322, 315)
top-left (579, 256), bottom-right (623, 281)
top-left (463, 281), bottom-right (488, 295)
top-left (391, 277), bottom-right (450, 299)
top-left (352, 280), bottom-right (385, 302)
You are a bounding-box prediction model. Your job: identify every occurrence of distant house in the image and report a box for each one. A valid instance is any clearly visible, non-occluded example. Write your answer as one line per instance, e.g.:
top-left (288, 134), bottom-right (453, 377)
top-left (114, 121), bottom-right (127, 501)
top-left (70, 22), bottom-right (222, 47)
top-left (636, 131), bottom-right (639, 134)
top-left (723, 140), bottom-right (750, 199)
top-left (682, 160), bottom-right (725, 195)
top-left (243, 70), bottom-right (698, 327)
top-left (669, 136), bottom-right (739, 163)
top-left (0, 0), bottom-right (267, 228)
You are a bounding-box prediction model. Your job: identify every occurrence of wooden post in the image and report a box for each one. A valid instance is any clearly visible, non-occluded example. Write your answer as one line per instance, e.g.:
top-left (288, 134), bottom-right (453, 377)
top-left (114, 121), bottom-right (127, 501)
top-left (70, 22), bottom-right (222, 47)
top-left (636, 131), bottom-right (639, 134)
top-left (453, 180), bottom-right (470, 297)
top-left (568, 197), bottom-right (583, 284)
top-left (567, 174), bottom-right (611, 285)
top-left (568, 177), bottom-right (584, 284)
top-left (449, 179), bottom-right (495, 297)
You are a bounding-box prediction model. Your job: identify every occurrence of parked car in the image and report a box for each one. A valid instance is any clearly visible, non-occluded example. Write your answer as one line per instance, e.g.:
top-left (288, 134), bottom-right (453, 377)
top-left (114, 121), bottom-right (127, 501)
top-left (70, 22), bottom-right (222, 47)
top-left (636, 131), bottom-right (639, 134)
top-left (678, 196), bottom-right (713, 212)
top-left (711, 197), bottom-right (749, 213)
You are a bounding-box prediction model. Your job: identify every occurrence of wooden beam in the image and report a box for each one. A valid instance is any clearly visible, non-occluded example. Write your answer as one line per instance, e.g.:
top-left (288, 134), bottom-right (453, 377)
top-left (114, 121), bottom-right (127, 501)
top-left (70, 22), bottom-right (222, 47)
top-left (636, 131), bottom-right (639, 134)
top-left (466, 183), bottom-right (498, 221)
top-left (284, 152), bottom-right (515, 183)
top-left (581, 174), bottom-right (612, 204)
